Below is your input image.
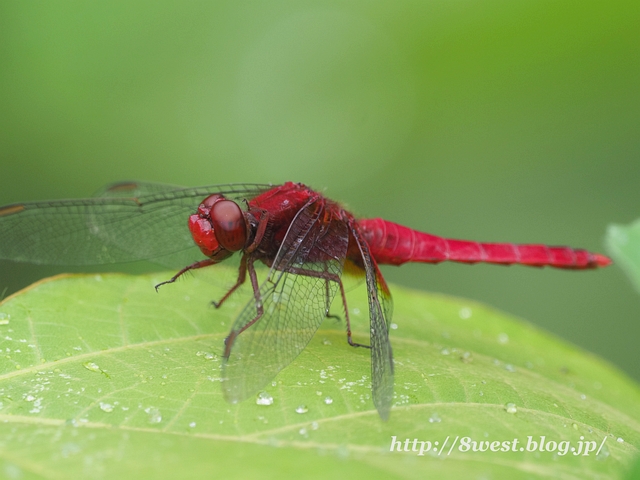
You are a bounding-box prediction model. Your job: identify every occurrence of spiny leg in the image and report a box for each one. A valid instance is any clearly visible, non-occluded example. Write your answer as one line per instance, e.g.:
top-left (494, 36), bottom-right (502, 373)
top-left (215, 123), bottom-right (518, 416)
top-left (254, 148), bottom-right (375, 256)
top-left (336, 278), bottom-right (370, 350)
top-left (154, 259), bottom-right (216, 291)
top-left (324, 278), bottom-right (342, 324)
top-left (284, 265), bottom-right (370, 349)
top-left (215, 210), bottom-right (269, 308)
top-left (245, 209), bottom-right (269, 254)
top-left (223, 255), bottom-right (263, 358)
top-left (212, 253), bottom-right (248, 308)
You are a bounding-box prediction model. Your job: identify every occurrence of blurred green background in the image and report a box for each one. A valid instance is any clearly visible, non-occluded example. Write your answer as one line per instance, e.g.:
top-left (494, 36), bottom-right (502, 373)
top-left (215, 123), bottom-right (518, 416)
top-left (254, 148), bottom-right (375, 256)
top-left (0, 0), bottom-right (638, 384)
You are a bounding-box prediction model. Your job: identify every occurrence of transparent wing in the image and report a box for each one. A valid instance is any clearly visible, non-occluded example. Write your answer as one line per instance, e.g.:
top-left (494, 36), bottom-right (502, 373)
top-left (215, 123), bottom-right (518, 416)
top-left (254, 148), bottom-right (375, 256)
top-left (92, 181), bottom-right (188, 198)
top-left (0, 182), bottom-right (272, 267)
top-left (93, 181), bottom-right (209, 268)
top-left (349, 218), bottom-right (394, 420)
top-left (222, 200), bottom-right (349, 403)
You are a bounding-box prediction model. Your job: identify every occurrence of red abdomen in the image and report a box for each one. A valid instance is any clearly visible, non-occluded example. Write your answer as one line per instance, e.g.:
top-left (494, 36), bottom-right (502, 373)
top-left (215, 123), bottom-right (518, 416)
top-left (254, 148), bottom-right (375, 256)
top-left (358, 218), bottom-right (611, 270)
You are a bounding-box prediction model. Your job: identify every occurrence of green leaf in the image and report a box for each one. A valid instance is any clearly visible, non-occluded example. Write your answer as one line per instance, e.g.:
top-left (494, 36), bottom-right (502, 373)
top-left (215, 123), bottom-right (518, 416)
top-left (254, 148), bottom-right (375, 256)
top-left (606, 220), bottom-right (640, 293)
top-left (0, 269), bottom-right (638, 479)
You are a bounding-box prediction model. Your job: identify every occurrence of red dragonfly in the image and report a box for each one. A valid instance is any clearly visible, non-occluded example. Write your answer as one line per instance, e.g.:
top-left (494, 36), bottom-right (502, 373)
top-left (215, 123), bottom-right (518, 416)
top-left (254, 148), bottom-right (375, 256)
top-left (0, 181), bottom-right (611, 419)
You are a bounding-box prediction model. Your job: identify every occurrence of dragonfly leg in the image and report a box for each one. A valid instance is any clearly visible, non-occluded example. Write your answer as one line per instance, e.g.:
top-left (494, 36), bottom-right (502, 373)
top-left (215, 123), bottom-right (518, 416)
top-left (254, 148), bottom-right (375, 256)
top-left (215, 209), bottom-right (268, 309)
top-left (245, 209), bottom-right (269, 254)
top-left (333, 276), bottom-right (371, 349)
top-left (154, 259), bottom-right (216, 291)
top-left (223, 255), bottom-right (263, 358)
top-left (324, 280), bottom-right (342, 324)
top-left (212, 254), bottom-right (248, 308)
top-left (323, 276), bottom-right (342, 322)
top-left (285, 265), bottom-right (371, 349)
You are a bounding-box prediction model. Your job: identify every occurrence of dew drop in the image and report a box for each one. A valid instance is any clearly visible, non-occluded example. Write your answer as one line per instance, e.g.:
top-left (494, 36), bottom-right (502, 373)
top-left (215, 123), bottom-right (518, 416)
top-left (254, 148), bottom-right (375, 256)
top-left (504, 364), bottom-right (516, 372)
top-left (311, 421), bottom-right (319, 430)
top-left (324, 396), bottom-right (333, 405)
top-left (336, 445), bottom-right (350, 459)
top-left (390, 323), bottom-right (398, 330)
top-left (189, 422), bottom-right (196, 428)
top-left (295, 405), bottom-right (309, 414)
top-left (0, 313), bottom-right (10, 325)
top-left (505, 402), bottom-right (517, 414)
top-left (322, 338), bottom-right (332, 346)
top-left (257, 415), bottom-right (268, 424)
top-left (440, 348), bottom-right (450, 356)
top-left (299, 427), bottom-right (307, 436)
top-left (144, 407), bottom-right (162, 424)
top-left (498, 333), bottom-right (509, 344)
top-left (256, 392), bottom-right (274, 406)
top-left (99, 402), bottom-right (114, 413)
top-left (83, 362), bottom-right (101, 373)
top-left (617, 437), bottom-right (624, 443)
top-left (429, 413), bottom-right (442, 423)
top-left (25, 395), bottom-right (35, 402)
top-left (458, 307), bottom-right (472, 319)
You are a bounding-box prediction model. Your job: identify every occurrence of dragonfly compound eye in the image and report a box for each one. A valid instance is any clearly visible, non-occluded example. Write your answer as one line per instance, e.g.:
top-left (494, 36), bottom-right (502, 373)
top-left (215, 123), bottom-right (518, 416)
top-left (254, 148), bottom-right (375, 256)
top-left (198, 194), bottom-right (225, 217)
top-left (210, 200), bottom-right (247, 252)
top-left (188, 214), bottom-right (220, 257)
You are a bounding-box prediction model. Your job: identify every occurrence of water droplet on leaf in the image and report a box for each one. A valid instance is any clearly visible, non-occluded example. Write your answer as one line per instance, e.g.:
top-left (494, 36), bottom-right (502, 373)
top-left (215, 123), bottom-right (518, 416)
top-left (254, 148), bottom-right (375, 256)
top-left (256, 392), bottom-right (274, 406)
top-left (83, 362), bottom-right (101, 373)
top-left (144, 407), bottom-right (162, 424)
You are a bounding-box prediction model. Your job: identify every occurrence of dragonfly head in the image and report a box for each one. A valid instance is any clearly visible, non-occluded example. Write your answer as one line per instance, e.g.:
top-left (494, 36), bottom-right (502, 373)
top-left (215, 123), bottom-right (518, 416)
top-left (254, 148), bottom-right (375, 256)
top-left (189, 194), bottom-right (248, 261)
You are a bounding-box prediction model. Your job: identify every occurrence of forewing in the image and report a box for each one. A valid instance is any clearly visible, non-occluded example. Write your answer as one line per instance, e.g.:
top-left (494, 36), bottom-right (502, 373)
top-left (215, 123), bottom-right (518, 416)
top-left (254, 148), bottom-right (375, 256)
top-left (0, 183), bottom-right (271, 267)
top-left (92, 181), bottom-right (202, 268)
top-left (349, 219), bottom-right (394, 420)
top-left (92, 181), bottom-right (187, 198)
top-left (222, 201), bottom-right (349, 403)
